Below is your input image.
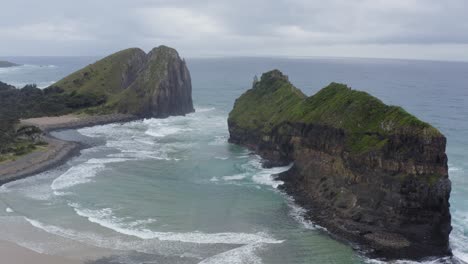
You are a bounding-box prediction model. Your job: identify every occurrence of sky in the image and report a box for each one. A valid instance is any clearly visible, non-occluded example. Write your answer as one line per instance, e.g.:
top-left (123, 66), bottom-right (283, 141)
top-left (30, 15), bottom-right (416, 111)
top-left (1, 0), bottom-right (468, 61)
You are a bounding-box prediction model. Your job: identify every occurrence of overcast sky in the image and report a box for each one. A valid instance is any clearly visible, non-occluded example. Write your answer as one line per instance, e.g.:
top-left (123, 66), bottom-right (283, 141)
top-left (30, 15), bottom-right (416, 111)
top-left (1, 0), bottom-right (468, 61)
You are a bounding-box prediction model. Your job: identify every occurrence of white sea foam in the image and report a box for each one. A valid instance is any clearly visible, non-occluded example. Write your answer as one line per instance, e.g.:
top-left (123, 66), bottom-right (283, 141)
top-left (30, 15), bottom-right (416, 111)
top-left (86, 158), bottom-right (131, 164)
top-left (51, 157), bottom-right (130, 191)
top-left (284, 196), bottom-right (318, 230)
top-left (51, 163), bottom-right (105, 190)
top-left (363, 256), bottom-right (454, 264)
top-left (222, 173), bottom-right (247, 181)
top-left (24, 217), bottom-right (136, 252)
top-left (145, 126), bottom-right (185, 138)
top-left (449, 166), bottom-right (462, 172)
top-left (195, 107), bottom-right (216, 113)
top-left (198, 243), bottom-right (263, 264)
top-left (250, 158), bottom-right (292, 189)
top-left (450, 210), bottom-right (468, 263)
top-left (209, 135), bottom-right (228, 146)
top-left (71, 204), bottom-right (282, 244)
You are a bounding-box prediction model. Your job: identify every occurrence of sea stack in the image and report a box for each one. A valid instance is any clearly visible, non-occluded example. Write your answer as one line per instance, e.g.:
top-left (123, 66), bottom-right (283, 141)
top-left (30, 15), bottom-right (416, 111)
top-left (228, 70), bottom-right (451, 260)
top-left (52, 45), bottom-right (194, 118)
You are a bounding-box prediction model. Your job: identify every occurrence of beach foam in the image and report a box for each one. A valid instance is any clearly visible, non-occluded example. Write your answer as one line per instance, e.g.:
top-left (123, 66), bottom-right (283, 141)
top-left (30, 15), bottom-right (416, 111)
top-left (51, 157), bottom-right (130, 191)
top-left (71, 204), bottom-right (282, 244)
top-left (284, 195), bottom-right (319, 230)
top-left (51, 163), bottom-right (105, 191)
top-left (248, 157), bottom-right (292, 189)
top-left (222, 173), bottom-right (247, 181)
top-left (198, 243), bottom-right (263, 264)
top-left (195, 107), bottom-right (216, 113)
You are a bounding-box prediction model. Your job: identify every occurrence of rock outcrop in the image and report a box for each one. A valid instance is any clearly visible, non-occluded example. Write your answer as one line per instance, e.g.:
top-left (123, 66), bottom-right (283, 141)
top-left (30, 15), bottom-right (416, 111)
top-left (117, 46), bottom-right (194, 117)
top-left (228, 70), bottom-right (451, 260)
top-left (52, 45), bottom-right (194, 117)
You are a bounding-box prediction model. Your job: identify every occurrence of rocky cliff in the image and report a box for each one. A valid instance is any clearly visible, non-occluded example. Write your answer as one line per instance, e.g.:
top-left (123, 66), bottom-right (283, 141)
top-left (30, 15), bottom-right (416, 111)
top-left (228, 70), bottom-right (451, 260)
top-left (52, 45), bottom-right (194, 117)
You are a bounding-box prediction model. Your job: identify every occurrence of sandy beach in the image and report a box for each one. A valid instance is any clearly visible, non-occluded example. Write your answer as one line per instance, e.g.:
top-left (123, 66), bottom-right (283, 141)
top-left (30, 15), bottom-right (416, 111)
top-left (0, 113), bottom-right (139, 263)
top-left (0, 240), bottom-right (83, 264)
top-left (0, 114), bottom-right (136, 185)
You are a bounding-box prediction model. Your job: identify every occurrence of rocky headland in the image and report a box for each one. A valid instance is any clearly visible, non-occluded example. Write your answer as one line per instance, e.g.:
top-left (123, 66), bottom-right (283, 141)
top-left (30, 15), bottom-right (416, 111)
top-left (228, 70), bottom-right (451, 260)
top-left (0, 45), bottom-right (194, 184)
top-left (52, 45), bottom-right (194, 117)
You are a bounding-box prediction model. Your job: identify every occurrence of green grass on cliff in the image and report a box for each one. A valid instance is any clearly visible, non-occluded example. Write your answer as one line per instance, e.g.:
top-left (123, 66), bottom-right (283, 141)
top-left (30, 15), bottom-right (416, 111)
top-left (229, 70), bottom-right (441, 154)
top-left (53, 48), bottom-right (145, 96)
top-left (51, 46), bottom-right (180, 116)
top-left (51, 48), bottom-right (146, 114)
top-left (230, 70), bottom-right (306, 132)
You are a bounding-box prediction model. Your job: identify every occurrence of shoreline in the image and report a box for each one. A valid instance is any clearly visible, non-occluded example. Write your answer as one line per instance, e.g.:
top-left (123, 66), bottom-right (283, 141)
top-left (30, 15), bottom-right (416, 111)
top-left (0, 240), bottom-right (83, 264)
top-left (0, 113), bottom-right (137, 186)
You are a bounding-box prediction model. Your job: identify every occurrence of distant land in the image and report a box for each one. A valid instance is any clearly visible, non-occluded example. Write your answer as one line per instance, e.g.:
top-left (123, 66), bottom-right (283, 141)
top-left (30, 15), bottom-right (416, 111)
top-left (0, 60), bottom-right (20, 67)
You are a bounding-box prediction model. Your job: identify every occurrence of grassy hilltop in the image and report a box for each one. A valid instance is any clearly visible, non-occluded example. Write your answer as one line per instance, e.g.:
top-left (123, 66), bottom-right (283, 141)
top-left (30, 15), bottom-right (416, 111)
top-left (0, 45), bottom-right (193, 161)
top-left (229, 69), bottom-right (441, 153)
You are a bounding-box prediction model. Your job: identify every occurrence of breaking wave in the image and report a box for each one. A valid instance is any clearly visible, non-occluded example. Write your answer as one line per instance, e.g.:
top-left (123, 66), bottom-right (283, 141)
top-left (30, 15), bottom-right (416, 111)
top-left (70, 203), bottom-right (282, 244)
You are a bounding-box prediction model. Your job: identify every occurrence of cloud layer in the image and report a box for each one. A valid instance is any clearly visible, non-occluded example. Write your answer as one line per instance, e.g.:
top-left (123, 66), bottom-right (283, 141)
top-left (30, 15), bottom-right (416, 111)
top-left (1, 0), bottom-right (467, 60)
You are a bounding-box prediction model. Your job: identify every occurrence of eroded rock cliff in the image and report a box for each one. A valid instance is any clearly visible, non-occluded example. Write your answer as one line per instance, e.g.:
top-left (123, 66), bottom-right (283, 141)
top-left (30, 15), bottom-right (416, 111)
top-left (228, 70), bottom-right (451, 260)
top-left (117, 46), bottom-right (194, 117)
top-left (52, 45), bottom-right (194, 117)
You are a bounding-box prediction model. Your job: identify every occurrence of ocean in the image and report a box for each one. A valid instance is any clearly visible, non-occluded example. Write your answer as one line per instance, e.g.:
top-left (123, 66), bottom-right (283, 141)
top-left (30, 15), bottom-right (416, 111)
top-left (0, 56), bottom-right (467, 264)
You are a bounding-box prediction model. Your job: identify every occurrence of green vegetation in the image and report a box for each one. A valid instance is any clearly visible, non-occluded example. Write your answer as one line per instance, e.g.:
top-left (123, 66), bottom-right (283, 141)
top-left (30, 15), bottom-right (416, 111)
top-left (229, 69), bottom-right (442, 154)
top-left (0, 119), bottom-right (46, 162)
top-left (51, 45), bottom-right (181, 115)
top-left (54, 48), bottom-right (145, 96)
top-left (0, 46), bottom-right (186, 161)
top-left (229, 70), bottom-right (306, 132)
top-left (0, 83), bottom-right (106, 119)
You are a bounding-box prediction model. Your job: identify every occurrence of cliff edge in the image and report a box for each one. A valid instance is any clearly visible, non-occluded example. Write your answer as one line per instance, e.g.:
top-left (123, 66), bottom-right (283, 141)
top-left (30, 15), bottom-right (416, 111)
top-left (228, 70), bottom-right (451, 260)
top-left (52, 45), bottom-right (194, 117)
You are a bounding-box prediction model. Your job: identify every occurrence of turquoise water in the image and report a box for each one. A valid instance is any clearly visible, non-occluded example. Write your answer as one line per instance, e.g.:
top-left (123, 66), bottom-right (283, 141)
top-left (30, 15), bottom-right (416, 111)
top-left (0, 56), bottom-right (467, 263)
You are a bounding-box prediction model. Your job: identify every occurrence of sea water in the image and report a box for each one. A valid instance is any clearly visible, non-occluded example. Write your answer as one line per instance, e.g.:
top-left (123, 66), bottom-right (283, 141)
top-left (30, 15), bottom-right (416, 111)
top-left (0, 56), bottom-right (467, 263)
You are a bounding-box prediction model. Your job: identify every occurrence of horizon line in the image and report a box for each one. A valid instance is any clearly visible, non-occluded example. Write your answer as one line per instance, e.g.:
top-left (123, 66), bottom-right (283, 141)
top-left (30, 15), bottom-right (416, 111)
top-left (1, 54), bottom-right (468, 64)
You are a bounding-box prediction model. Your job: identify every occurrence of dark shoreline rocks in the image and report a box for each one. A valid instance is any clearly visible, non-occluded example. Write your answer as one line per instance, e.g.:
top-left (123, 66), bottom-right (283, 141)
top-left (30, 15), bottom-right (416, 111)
top-left (228, 69), bottom-right (452, 260)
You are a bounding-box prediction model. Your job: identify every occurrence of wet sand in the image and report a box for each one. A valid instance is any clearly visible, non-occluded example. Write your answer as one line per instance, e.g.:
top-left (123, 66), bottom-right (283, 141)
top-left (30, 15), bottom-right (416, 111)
top-left (0, 114), bottom-right (139, 263)
top-left (0, 240), bottom-right (83, 264)
top-left (0, 113), bottom-right (136, 186)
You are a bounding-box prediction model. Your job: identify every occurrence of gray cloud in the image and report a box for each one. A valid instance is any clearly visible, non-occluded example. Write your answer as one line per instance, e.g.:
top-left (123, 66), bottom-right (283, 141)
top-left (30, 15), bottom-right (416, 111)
top-left (1, 0), bottom-right (467, 60)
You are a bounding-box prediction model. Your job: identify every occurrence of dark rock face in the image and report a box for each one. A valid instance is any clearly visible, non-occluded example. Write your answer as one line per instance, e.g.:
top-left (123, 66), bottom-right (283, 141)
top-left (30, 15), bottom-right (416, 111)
top-left (228, 71), bottom-right (452, 260)
top-left (120, 46), bottom-right (194, 118)
top-left (52, 46), bottom-right (194, 119)
top-left (120, 49), bottom-right (147, 89)
top-left (145, 48), bottom-right (194, 117)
